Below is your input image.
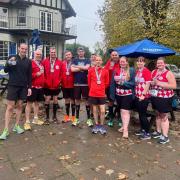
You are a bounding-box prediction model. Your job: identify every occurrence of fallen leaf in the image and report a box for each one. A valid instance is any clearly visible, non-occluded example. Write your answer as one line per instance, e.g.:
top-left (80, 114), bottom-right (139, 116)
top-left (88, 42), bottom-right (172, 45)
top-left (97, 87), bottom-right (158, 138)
top-left (49, 132), bottom-right (56, 136)
top-left (95, 165), bottom-right (105, 172)
top-left (24, 138), bottom-right (29, 141)
top-left (153, 161), bottom-right (159, 164)
top-left (136, 170), bottom-right (144, 177)
top-left (176, 160), bottom-right (180, 165)
top-left (58, 155), bottom-right (71, 160)
top-left (117, 172), bottom-right (128, 180)
top-left (29, 163), bottom-right (37, 168)
top-left (20, 167), bottom-right (30, 172)
top-left (106, 169), bottom-right (114, 176)
top-left (71, 151), bottom-right (76, 154)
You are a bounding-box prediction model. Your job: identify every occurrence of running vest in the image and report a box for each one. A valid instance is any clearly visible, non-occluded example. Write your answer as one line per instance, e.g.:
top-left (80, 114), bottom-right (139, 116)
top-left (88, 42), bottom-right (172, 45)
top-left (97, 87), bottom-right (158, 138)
top-left (135, 67), bottom-right (151, 98)
top-left (114, 68), bottom-right (132, 96)
top-left (151, 69), bottom-right (174, 98)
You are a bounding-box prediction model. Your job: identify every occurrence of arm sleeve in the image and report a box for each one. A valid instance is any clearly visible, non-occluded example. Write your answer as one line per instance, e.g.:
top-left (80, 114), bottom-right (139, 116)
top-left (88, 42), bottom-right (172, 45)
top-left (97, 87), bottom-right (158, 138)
top-left (105, 70), bottom-right (109, 88)
top-left (88, 69), bottom-right (91, 88)
top-left (143, 69), bottom-right (152, 82)
top-left (27, 60), bottom-right (32, 88)
top-left (109, 72), bottom-right (116, 101)
top-left (123, 67), bottom-right (135, 89)
top-left (31, 62), bottom-right (37, 79)
top-left (4, 60), bottom-right (10, 73)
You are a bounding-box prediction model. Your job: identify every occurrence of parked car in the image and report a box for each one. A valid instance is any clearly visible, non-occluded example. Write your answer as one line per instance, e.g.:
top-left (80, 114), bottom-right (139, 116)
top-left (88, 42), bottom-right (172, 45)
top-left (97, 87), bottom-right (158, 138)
top-left (166, 64), bottom-right (180, 78)
top-left (166, 64), bottom-right (180, 88)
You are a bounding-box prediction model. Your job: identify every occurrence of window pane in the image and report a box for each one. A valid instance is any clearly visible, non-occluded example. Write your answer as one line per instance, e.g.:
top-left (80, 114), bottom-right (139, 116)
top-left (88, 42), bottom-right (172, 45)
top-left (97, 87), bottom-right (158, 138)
top-left (17, 9), bottom-right (26, 24)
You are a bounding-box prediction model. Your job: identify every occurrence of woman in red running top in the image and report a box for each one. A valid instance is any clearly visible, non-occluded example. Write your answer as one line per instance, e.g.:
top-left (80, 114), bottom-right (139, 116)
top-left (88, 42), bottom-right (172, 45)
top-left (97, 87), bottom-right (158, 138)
top-left (150, 57), bottom-right (176, 144)
top-left (134, 56), bottom-right (152, 140)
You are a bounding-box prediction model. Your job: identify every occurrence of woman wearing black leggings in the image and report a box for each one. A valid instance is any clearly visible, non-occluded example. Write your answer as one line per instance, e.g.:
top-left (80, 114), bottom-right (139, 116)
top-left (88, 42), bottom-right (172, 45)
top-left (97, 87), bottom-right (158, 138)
top-left (135, 56), bottom-right (152, 140)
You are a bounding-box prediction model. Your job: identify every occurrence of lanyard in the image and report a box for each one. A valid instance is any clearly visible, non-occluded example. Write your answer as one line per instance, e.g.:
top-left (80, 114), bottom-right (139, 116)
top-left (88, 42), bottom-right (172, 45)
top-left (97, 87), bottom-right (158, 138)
top-left (95, 67), bottom-right (102, 81)
top-left (136, 68), bottom-right (144, 83)
top-left (66, 61), bottom-right (71, 72)
top-left (119, 68), bottom-right (126, 81)
top-left (50, 59), bottom-right (55, 72)
top-left (153, 69), bottom-right (166, 80)
top-left (34, 60), bottom-right (43, 71)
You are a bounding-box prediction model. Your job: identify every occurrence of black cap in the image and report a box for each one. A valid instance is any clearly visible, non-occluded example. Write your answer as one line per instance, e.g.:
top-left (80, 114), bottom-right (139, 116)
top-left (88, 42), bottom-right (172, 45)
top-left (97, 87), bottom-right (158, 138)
top-left (77, 47), bottom-right (84, 51)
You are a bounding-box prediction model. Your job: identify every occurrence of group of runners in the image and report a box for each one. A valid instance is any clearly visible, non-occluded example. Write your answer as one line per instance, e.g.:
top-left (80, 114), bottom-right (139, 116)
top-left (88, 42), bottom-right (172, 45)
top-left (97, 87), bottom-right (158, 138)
top-left (0, 43), bottom-right (177, 144)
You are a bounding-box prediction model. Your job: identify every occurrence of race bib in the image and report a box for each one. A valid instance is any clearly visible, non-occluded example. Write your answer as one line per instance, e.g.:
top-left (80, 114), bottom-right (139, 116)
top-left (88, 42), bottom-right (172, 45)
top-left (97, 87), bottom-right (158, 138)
top-left (150, 89), bottom-right (158, 97)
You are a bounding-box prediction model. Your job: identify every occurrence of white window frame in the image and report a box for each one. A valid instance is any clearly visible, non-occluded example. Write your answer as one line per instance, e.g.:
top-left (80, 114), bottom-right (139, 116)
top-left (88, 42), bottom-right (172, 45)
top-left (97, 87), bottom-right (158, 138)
top-left (40, 11), bottom-right (52, 32)
top-left (17, 9), bottom-right (26, 25)
top-left (0, 7), bottom-right (8, 29)
top-left (0, 41), bottom-right (9, 61)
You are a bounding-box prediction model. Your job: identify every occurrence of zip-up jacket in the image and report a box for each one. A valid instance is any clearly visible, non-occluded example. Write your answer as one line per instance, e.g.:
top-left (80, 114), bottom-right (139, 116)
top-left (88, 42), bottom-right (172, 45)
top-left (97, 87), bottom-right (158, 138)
top-left (31, 59), bottom-right (44, 88)
top-left (42, 57), bottom-right (62, 89)
top-left (4, 54), bottom-right (32, 88)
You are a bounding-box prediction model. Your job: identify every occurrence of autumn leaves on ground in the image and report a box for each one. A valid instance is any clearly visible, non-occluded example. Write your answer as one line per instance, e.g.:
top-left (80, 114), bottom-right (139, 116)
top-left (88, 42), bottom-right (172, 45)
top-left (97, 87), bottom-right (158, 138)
top-left (0, 100), bottom-right (179, 180)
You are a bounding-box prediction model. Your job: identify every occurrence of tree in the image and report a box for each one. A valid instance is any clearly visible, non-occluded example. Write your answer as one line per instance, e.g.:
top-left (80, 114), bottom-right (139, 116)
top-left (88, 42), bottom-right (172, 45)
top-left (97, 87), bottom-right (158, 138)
top-left (65, 43), bottom-right (91, 58)
top-left (98, 0), bottom-right (180, 52)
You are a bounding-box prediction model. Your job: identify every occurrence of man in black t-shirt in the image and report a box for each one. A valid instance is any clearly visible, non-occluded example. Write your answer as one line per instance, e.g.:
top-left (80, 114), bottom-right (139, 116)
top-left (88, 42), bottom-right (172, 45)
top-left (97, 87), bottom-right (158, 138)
top-left (71, 47), bottom-right (92, 126)
top-left (0, 43), bottom-right (32, 140)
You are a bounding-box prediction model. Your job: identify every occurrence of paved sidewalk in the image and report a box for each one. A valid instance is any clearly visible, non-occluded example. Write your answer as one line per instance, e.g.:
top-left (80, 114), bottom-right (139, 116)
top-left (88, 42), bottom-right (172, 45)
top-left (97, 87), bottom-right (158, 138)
top-left (0, 100), bottom-right (180, 180)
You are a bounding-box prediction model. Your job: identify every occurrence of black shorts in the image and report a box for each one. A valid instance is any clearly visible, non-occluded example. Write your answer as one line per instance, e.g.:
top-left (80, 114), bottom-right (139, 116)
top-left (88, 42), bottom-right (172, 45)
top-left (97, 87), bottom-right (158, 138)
top-left (44, 88), bottom-right (60, 96)
top-left (88, 96), bottom-right (106, 105)
top-left (27, 88), bottom-right (44, 102)
top-left (62, 88), bottom-right (74, 99)
top-left (151, 97), bottom-right (173, 113)
top-left (116, 95), bottom-right (133, 110)
top-left (74, 86), bottom-right (89, 100)
top-left (7, 85), bottom-right (28, 101)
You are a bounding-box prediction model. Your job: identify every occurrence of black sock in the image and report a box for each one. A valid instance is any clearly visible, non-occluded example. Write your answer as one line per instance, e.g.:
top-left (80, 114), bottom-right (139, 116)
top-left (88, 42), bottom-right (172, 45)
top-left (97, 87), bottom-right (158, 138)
top-left (86, 105), bottom-right (91, 119)
top-left (45, 104), bottom-right (49, 119)
top-left (65, 103), bottom-right (70, 116)
top-left (109, 106), bottom-right (114, 118)
top-left (71, 104), bottom-right (75, 116)
top-left (53, 104), bottom-right (58, 119)
top-left (75, 105), bottom-right (80, 119)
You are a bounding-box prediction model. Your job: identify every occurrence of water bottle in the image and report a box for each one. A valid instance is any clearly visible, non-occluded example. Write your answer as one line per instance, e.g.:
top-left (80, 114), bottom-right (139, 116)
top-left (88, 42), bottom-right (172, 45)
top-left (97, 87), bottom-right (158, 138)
top-left (8, 57), bottom-right (16, 66)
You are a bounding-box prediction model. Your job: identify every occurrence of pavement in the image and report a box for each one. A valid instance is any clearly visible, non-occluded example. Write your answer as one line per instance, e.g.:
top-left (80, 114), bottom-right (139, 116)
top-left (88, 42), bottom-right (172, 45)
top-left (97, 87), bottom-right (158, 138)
top-left (0, 99), bottom-right (180, 180)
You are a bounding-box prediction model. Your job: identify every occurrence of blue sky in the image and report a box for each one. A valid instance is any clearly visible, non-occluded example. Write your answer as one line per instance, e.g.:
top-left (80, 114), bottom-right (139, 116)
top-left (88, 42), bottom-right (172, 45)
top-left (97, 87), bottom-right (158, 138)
top-left (67, 0), bottom-right (104, 50)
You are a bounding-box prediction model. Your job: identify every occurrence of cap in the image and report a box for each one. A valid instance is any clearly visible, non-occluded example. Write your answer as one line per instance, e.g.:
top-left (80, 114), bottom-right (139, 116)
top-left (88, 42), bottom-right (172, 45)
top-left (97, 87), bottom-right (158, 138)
top-left (77, 47), bottom-right (84, 51)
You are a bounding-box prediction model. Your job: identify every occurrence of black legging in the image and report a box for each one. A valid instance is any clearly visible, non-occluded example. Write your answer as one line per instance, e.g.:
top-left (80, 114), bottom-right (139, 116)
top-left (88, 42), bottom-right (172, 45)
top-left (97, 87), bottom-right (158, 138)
top-left (135, 97), bottom-right (150, 133)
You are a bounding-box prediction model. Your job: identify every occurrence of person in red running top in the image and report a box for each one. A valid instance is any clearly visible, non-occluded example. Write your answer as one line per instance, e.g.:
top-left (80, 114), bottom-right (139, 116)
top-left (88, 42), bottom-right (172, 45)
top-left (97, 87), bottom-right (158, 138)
top-left (134, 56), bottom-right (152, 140)
top-left (104, 50), bottom-right (120, 126)
top-left (24, 49), bottom-right (45, 131)
top-left (88, 56), bottom-right (109, 135)
top-left (150, 57), bottom-right (176, 144)
top-left (61, 51), bottom-right (75, 123)
top-left (110, 56), bottom-right (135, 138)
top-left (42, 47), bottom-right (62, 124)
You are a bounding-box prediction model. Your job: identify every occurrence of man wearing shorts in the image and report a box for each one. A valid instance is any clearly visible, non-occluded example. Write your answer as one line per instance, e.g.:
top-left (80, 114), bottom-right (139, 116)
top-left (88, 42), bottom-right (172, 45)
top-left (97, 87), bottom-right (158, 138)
top-left (61, 51), bottom-right (75, 123)
top-left (71, 47), bottom-right (92, 126)
top-left (88, 56), bottom-right (109, 134)
top-left (24, 49), bottom-right (44, 130)
top-left (42, 47), bottom-right (62, 124)
top-left (0, 43), bottom-right (32, 140)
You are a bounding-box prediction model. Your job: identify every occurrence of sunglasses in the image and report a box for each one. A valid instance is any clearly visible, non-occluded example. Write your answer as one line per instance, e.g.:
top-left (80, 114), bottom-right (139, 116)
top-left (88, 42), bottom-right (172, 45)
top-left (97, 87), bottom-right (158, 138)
top-left (136, 59), bottom-right (144, 62)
